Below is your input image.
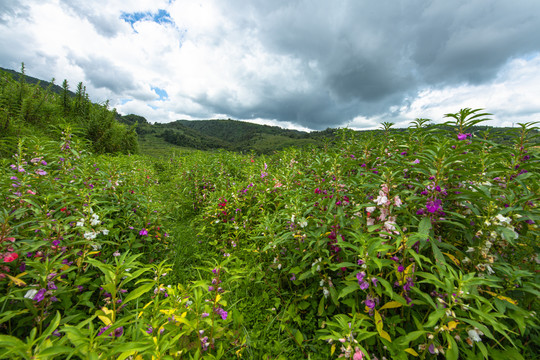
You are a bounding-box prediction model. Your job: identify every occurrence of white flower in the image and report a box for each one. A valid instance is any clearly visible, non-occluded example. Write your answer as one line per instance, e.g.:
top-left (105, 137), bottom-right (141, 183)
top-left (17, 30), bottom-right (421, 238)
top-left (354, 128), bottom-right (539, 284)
top-left (323, 287), bottom-right (330, 298)
top-left (320, 280), bottom-right (325, 287)
top-left (366, 206), bottom-right (376, 213)
top-left (84, 231), bottom-right (97, 240)
top-left (494, 214), bottom-right (511, 225)
top-left (291, 214), bottom-right (295, 223)
top-left (375, 194), bottom-right (388, 206)
top-left (277, 264), bottom-right (282, 270)
top-left (90, 214), bottom-right (100, 226)
top-left (102, 229), bottom-right (109, 235)
top-left (316, 265), bottom-right (321, 272)
top-left (467, 329), bottom-right (482, 342)
top-left (299, 220), bottom-right (308, 228)
top-left (76, 218), bottom-right (85, 227)
top-left (24, 289), bottom-right (38, 299)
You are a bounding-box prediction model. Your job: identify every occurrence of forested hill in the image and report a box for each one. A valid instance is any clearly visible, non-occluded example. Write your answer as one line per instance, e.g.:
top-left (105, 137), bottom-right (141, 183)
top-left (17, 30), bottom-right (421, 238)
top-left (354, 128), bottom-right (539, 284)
top-left (0, 65), bottom-right (138, 157)
top-left (173, 119), bottom-right (309, 142)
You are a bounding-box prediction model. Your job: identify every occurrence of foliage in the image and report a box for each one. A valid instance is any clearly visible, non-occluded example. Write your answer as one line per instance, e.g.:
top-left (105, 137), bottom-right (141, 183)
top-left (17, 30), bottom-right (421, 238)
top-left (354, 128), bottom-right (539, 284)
top-left (0, 109), bottom-right (539, 359)
top-left (0, 66), bottom-right (138, 156)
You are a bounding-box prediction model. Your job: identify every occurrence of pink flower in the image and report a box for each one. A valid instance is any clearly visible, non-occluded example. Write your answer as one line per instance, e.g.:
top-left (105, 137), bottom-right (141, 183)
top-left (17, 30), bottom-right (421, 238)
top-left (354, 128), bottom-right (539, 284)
top-left (4, 253), bottom-right (18, 263)
top-left (394, 196), bottom-right (402, 207)
top-left (353, 348), bottom-right (364, 360)
top-left (139, 228), bottom-right (148, 236)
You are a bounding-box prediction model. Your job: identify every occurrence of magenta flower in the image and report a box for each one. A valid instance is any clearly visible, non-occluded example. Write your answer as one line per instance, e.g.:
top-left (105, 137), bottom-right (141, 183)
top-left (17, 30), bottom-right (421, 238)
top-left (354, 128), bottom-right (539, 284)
top-left (426, 198), bottom-right (442, 213)
top-left (397, 265), bottom-right (405, 272)
top-left (139, 228), bottom-right (148, 236)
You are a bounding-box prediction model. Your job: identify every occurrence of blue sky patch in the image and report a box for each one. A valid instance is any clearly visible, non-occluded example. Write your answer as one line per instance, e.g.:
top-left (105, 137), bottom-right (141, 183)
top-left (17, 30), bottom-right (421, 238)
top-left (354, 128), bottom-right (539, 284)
top-left (152, 87), bottom-right (168, 101)
top-left (120, 9), bottom-right (174, 30)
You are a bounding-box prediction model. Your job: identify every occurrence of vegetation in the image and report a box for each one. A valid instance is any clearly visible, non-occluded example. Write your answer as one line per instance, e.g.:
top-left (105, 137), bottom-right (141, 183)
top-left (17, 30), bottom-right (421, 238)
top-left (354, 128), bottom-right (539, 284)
top-left (0, 65), bottom-right (138, 157)
top-left (0, 66), bottom-right (538, 359)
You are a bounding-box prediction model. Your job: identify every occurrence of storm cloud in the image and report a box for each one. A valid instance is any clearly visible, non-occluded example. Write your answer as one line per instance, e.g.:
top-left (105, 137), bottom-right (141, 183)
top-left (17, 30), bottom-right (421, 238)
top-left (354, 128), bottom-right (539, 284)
top-left (1, 0), bottom-right (539, 130)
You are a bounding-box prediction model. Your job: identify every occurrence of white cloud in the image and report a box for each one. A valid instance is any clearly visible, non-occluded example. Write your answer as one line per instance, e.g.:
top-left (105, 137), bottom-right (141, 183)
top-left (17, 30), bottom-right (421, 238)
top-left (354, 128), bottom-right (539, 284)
top-left (1, 0), bottom-right (539, 131)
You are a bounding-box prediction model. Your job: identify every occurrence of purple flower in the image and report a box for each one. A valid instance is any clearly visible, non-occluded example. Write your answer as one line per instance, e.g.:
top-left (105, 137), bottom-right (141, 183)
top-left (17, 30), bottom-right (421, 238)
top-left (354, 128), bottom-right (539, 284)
top-left (139, 228), bottom-right (148, 236)
top-left (397, 265), bottom-right (405, 272)
top-left (201, 312), bottom-right (209, 318)
top-left (98, 325), bottom-right (111, 336)
top-left (371, 277), bottom-right (378, 287)
top-left (114, 327), bottom-right (124, 337)
top-left (208, 286), bottom-right (214, 292)
top-left (426, 198), bottom-right (442, 213)
top-left (365, 298), bottom-right (376, 309)
top-left (48, 281), bottom-right (57, 290)
top-left (403, 277), bottom-right (414, 292)
top-left (290, 273), bottom-right (296, 281)
top-left (35, 169), bottom-right (47, 176)
top-left (214, 307), bottom-right (228, 320)
top-left (412, 159), bottom-right (420, 164)
top-left (359, 281), bottom-right (369, 290)
top-left (356, 271), bottom-right (366, 283)
top-left (457, 133), bottom-right (467, 140)
top-left (33, 288), bottom-right (46, 302)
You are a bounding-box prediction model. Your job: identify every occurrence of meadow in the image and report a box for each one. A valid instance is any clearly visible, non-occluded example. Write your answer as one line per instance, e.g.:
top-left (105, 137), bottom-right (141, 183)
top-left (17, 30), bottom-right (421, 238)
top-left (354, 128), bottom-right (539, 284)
top-left (0, 108), bottom-right (539, 359)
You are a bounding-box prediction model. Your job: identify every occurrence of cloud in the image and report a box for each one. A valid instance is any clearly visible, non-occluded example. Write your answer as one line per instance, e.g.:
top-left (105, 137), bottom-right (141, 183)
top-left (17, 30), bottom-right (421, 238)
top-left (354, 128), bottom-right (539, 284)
top-left (1, 0), bottom-right (539, 130)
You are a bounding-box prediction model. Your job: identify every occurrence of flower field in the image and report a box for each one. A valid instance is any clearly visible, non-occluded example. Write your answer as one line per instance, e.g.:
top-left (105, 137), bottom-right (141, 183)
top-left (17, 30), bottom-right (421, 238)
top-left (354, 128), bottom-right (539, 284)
top-left (0, 110), bottom-right (539, 359)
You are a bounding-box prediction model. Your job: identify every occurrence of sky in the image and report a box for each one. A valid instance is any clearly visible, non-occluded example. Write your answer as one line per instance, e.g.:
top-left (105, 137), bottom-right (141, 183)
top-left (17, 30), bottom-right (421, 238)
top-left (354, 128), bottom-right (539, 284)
top-left (1, 0), bottom-right (539, 131)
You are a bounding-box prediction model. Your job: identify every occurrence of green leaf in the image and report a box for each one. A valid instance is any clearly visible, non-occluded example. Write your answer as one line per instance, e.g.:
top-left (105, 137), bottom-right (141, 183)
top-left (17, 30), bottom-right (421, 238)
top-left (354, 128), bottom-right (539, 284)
top-left (445, 332), bottom-right (459, 360)
top-left (122, 282), bottom-right (154, 305)
top-left (424, 309), bottom-right (446, 328)
top-left (294, 329), bottom-right (304, 345)
top-left (338, 284), bottom-right (359, 299)
top-left (38, 346), bottom-right (73, 357)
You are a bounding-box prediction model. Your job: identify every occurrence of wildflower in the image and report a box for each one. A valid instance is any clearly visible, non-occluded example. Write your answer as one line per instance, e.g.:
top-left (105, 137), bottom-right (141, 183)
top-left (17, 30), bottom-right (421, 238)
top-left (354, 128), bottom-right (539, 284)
top-left (365, 297), bottom-right (376, 309)
top-left (98, 325), bottom-right (111, 336)
top-left (359, 281), bottom-right (369, 290)
top-left (426, 198), bottom-right (442, 213)
top-left (397, 265), bottom-right (405, 272)
top-left (323, 287), bottom-right (330, 298)
top-left (201, 312), bottom-right (209, 318)
top-left (35, 169), bottom-right (47, 176)
top-left (90, 214), bottom-right (100, 226)
top-left (4, 253), bottom-right (18, 263)
top-left (467, 329), bottom-right (482, 342)
top-left (84, 231), bottom-right (97, 240)
top-left (356, 271), bottom-right (366, 283)
top-left (353, 348), bottom-right (365, 360)
top-left (214, 307), bottom-right (228, 320)
top-left (290, 273), bottom-right (296, 281)
top-left (139, 228), bottom-right (148, 236)
top-left (33, 288), bottom-right (46, 302)
top-left (375, 194), bottom-right (388, 206)
top-left (76, 218), bottom-right (85, 227)
top-left (394, 196), bottom-right (402, 207)
top-left (102, 229), bottom-right (109, 235)
top-left (412, 159), bottom-right (420, 164)
top-left (113, 327), bottom-right (124, 337)
top-left (24, 289), bottom-right (38, 299)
